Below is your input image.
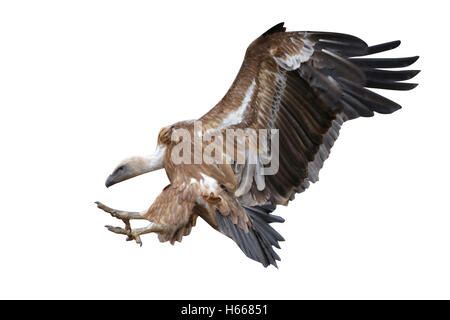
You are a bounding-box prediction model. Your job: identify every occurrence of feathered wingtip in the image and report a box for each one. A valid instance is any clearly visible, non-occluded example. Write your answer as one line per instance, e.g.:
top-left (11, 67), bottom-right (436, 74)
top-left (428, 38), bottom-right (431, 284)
top-left (309, 35), bottom-right (420, 117)
top-left (346, 41), bottom-right (420, 92)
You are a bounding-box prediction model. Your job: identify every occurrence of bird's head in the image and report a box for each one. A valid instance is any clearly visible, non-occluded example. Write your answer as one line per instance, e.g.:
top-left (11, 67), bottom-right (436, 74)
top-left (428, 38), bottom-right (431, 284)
top-left (104, 125), bottom-right (174, 188)
top-left (105, 147), bottom-right (167, 189)
top-left (105, 157), bottom-right (149, 188)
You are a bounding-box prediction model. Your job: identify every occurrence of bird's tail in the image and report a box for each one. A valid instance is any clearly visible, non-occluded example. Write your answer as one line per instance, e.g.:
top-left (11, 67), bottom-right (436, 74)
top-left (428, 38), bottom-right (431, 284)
top-left (216, 203), bottom-right (285, 268)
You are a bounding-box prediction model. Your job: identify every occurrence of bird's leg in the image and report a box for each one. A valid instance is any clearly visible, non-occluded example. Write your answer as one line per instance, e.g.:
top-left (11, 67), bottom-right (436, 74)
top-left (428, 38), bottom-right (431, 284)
top-left (96, 201), bottom-right (154, 245)
top-left (95, 201), bottom-right (146, 221)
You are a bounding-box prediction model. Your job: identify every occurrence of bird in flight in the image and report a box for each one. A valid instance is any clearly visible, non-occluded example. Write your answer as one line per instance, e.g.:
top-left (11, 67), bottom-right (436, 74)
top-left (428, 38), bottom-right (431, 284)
top-left (96, 22), bottom-right (419, 267)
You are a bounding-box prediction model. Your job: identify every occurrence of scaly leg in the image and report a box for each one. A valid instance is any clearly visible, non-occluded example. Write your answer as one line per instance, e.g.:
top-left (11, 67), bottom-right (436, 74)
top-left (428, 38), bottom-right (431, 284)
top-left (95, 201), bottom-right (145, 221)
top-left (95, 201), bottom-right (161, 246)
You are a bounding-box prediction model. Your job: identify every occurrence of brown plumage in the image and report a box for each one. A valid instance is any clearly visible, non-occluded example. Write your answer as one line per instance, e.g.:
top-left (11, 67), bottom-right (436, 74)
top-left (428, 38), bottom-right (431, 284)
top-left (97, 23), bottom-right (419, 267)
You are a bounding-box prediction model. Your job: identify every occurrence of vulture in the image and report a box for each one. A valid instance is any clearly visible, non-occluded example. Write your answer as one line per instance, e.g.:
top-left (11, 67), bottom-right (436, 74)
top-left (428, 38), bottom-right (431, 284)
top-left (96, 23), bottom-right (419, 267)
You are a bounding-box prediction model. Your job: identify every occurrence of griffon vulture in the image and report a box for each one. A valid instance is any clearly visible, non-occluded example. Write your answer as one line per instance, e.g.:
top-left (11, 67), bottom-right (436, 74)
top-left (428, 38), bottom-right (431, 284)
top-left (96, 23), bottom-right (419, 267)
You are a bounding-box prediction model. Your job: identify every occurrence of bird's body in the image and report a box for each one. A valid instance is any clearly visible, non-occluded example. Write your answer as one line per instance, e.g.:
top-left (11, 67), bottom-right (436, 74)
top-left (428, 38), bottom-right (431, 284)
top-left (97, 23), bottom-right (419, 267)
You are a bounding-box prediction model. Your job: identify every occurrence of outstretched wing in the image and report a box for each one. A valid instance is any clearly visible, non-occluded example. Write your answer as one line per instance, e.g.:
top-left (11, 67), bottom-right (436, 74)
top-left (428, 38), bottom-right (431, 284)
top-left (200, 22), bottom-right (419, 206)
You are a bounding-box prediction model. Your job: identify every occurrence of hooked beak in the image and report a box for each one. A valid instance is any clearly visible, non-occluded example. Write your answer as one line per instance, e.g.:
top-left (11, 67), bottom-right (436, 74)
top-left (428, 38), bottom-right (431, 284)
top-left (105, 174), bottom-right (117, 188)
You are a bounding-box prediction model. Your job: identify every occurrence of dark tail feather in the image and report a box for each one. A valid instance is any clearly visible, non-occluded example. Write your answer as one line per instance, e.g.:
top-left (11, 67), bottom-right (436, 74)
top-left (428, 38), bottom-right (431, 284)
top-left (216, 204), bottom-right (284, 268)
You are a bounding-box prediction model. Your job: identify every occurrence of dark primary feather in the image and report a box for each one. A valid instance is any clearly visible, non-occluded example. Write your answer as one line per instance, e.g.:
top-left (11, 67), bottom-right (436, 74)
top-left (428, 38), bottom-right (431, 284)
top-left (307, 32), bottom-right (368, 49)
top-left (349, 56), bottom-right (420, 68)
top-left (366, 40), bottom-right (401, 55)
top-left (362, 69), bottom-right (421, 82)
top-left (349, 40), bottom-right (401, 56)
top-left (365, 80), bottom-right (418, 91)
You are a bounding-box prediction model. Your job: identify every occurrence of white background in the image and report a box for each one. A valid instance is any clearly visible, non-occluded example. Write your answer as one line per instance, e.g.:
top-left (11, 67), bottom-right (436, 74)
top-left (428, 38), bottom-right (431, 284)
top-left (0, 0), bottom-right (448, 299)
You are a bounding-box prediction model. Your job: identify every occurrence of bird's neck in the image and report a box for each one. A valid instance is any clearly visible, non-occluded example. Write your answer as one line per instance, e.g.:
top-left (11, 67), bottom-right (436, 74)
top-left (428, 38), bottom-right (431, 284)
top-left (138, 145), bottom-right (166, 174)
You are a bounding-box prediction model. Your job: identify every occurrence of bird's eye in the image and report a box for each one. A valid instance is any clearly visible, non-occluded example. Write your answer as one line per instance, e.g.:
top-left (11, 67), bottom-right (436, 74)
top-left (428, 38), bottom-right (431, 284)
top-left (116, 166), bottom-right (125, 173)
